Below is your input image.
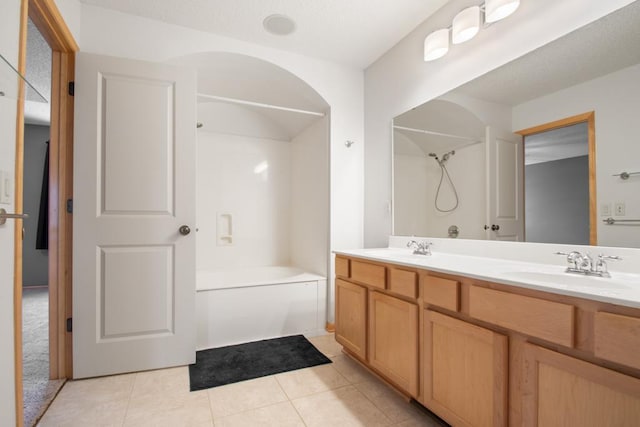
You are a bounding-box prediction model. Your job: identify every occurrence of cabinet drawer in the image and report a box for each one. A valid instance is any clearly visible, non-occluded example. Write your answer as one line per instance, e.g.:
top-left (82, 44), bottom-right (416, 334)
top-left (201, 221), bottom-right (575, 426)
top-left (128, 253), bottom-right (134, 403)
top-left (594, 312), bottom-right (640, 370)
top-left (351, 260), bottom-right (386, 289)
top-left (469, 285), bottom-right (575, 347)
top-left (335, 256), bottom-right (350, 278)
top-left (389, 268), bottom-right (417, 298)
top-left (422, 275), bottom-right (459, 311)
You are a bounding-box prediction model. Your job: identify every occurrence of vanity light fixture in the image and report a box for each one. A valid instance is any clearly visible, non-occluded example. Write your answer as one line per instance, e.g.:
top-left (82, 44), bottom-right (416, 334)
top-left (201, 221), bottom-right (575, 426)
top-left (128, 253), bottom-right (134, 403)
top-left (424, 28), bottom-right (450, 61)
top-left (485, 0), bottom-right (520, 23)
top-left (424, 0), bottom-right (520, 61)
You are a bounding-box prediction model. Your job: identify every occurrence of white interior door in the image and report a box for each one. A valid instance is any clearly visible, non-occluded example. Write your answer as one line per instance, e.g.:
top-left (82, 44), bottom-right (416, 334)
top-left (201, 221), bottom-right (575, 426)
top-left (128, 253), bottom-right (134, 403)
top-left (73, 52), bottom-right (196, 378)
top-left (486, 126), bottom-right (524, 241)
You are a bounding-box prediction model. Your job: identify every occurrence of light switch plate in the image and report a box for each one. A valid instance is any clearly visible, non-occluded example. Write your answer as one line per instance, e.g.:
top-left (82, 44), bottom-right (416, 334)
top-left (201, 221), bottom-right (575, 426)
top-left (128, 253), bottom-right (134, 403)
top-left (600, 203), bottom-right (611, 216)
top-left (0, 170), bottom-right (11, 204)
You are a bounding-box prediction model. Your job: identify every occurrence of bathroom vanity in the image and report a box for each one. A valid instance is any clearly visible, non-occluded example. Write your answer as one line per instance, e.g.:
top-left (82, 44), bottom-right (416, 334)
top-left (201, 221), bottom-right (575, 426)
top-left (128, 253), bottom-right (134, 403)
top-left (334, 242), bottom-right (640, 426)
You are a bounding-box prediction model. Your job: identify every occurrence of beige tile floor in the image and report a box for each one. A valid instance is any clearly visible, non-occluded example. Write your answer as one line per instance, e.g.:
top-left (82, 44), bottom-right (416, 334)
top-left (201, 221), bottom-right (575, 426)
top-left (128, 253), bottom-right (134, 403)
top-left (37, 334), bottom-right (446, 427)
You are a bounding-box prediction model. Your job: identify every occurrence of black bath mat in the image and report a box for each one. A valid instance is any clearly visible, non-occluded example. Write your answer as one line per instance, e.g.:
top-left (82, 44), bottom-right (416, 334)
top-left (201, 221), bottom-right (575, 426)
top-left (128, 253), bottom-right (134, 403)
top-left (188, 335), bottom-right (332, 391)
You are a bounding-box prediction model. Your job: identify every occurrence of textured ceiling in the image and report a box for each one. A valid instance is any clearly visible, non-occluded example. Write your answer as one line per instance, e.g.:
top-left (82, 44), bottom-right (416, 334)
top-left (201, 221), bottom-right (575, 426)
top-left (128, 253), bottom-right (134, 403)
top-left (78, 0), bottom-right (450, 68)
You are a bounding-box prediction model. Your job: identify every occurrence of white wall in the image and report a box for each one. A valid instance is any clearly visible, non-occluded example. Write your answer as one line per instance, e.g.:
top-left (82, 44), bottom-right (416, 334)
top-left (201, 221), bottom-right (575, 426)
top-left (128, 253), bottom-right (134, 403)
top-left (0, 1), bottom-right (21, 423)
top-left (394, 154), bottom-right (429, 236)
top-left (54, 0), bottom-right (82, 44)
top-left (513, 63), bottom-right (640, 247)
top-left (291, 116), bottom-right (330, 276)
top-left (364, 0), bottom-right (636, 247)
top-left (23, 124), bottom-right (49, 286)
top-left (196, 130), bottom-right (292, 270)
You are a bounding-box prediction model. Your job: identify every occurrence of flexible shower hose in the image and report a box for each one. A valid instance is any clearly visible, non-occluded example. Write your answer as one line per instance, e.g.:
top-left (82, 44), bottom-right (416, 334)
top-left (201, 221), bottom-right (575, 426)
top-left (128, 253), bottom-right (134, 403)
top-left (434, 163), bottom-right (459, 212)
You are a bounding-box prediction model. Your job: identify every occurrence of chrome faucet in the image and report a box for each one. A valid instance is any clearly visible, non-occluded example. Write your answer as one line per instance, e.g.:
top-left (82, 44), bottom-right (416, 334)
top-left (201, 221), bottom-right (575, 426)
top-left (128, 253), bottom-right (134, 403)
top-left (407, 240), bottom-right (432, 256)
top-left (555, 251), bottom-right (621, 278)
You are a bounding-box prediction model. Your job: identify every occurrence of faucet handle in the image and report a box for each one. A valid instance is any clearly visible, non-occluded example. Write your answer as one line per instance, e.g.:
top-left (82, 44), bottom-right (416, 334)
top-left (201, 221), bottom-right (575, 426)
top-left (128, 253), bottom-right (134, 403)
top-left (599, 254), bottom-right (622, 261)
top-left (555, 251), bottom-right (583, 269)
top-left (595, 254), bottom-right (621, 277)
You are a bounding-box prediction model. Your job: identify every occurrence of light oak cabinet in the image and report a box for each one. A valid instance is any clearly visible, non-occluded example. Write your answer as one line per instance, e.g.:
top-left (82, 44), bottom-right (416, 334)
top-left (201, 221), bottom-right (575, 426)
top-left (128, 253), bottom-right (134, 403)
top-left (335, 278), bottom-right (367, 360)
top-left (469, 285), bottom-right (575, 347)
top-left (522, 343), bottom-right (640, 426)
top-left (369, 291), bottom-right (418, 395)
top-left (423, 310), bottom-right (508, 427)
top-left (594, 311), bottom-right (640, 370)
top-left (335, 254), bottom-right (640, 426)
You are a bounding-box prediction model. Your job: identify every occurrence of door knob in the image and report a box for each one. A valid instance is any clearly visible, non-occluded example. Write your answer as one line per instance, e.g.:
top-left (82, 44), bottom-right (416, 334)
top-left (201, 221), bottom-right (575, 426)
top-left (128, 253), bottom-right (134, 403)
top-left (179, 225), bottom-right (191, 236)
top-left (0, 208), bottom-right (28, 225)
top-left (484, 224), bottom-right (500, 231)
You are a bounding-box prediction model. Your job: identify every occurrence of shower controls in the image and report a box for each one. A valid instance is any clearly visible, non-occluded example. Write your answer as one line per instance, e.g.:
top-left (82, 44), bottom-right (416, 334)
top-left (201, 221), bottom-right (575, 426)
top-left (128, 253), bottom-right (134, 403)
top-left (179, 225), bottom-right (191, 235)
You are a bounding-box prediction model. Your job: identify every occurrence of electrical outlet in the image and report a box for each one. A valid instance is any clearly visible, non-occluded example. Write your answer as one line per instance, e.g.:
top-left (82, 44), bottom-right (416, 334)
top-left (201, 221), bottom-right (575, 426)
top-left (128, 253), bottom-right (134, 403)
top-left (600, 203), bottom-right (611, 216)
top-left (614, 202), bottom-right (626, 216)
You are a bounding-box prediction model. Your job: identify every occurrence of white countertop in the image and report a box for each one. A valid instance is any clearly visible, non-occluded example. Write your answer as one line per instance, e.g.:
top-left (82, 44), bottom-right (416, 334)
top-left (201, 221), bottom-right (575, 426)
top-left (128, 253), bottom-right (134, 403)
top-left (334, 247), bottom-right (640, 309)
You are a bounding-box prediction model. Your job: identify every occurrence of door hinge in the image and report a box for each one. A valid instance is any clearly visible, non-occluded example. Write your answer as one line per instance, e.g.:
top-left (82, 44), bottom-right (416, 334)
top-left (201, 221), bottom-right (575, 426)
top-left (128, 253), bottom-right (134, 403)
top-left (66, 317), bottom-right (72, 333)
top-left (66, 199), bottom-right (73, 213)
top-left (68, 81), bottom-right (74, 96)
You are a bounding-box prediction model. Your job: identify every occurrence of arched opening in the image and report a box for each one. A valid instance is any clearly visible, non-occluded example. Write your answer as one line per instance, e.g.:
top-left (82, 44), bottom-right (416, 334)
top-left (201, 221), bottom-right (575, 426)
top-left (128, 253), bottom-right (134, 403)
top-left (173, 52), bottom-right (331, 348)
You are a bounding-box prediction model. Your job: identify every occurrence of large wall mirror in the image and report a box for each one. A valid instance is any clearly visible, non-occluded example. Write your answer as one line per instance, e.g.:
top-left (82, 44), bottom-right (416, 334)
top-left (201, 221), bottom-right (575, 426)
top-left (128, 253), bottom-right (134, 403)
top-left (393, 2), bottom-right (640, 248)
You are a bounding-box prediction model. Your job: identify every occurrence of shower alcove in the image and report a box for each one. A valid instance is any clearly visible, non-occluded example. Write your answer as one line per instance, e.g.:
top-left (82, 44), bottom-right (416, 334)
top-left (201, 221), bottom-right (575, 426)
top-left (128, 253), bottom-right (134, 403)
top-left (175, 52), bottom-right (330, 349)
top-left (393, 99), bottom-right (487, 239)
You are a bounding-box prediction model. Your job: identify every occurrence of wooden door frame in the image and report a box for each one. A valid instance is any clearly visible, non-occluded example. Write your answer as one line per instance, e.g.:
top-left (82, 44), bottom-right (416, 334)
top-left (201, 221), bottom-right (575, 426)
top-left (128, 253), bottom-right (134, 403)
top-left (515, 112), bottom-right (597, 245)
top-left (15, 0), bottom-right (77, 424)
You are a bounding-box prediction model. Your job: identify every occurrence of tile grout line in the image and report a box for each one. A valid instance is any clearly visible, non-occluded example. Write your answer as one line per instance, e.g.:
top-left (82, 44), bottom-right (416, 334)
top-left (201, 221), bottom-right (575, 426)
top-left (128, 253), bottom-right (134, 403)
top-left (204, 386), bottom-right (216, 426)
top-left (120, 372), bottom-right (138, 426)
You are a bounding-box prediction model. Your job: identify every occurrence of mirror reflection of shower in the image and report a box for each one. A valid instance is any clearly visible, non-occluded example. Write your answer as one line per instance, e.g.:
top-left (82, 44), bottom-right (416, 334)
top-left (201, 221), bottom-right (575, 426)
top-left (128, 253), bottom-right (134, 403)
top-left (428, 150), bottom-right (459, 212)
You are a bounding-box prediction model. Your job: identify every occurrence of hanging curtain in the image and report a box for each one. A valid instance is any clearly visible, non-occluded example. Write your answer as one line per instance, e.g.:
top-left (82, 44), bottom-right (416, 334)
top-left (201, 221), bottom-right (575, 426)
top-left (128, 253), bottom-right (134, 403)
top-left (36, 140), bottom-right (49, 250)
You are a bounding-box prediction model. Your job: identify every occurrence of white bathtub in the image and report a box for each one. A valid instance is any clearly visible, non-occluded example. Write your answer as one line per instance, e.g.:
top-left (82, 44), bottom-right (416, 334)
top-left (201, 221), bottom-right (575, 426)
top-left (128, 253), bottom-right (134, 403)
top-left (196, 266), bottom-right (327, 350)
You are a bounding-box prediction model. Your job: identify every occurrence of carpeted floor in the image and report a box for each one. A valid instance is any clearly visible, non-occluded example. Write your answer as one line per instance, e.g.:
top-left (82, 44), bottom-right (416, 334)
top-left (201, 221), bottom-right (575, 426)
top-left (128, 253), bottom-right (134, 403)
top-left (22, 287), bottom-right (64, 427)
top-left (189, 334), bottom-right (332, 391)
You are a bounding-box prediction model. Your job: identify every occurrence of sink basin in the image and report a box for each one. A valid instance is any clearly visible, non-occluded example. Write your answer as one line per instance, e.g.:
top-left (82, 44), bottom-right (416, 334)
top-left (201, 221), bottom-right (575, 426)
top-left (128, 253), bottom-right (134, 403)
top-left (504, 271), bottom-right (632, 290)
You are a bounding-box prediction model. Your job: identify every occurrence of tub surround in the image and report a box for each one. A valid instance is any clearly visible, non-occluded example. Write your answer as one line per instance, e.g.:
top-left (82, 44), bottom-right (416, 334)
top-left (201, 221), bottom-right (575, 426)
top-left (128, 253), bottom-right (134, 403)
top-left (196, 266), bottom-right (327, 350)
top-left (334, 237), bottom-right (640, 426)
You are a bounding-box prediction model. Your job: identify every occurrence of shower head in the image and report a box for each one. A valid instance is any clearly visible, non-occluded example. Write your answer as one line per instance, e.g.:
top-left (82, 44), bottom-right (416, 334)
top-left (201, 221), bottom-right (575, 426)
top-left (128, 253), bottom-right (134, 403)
top-left (441, 150), bottom-right (456, 163)
top-left (428, 153), bottom-right (437, 157)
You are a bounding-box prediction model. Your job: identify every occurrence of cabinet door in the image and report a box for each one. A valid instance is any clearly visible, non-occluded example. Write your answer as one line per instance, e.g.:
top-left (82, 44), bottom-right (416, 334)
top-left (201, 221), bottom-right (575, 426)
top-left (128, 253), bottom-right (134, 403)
top-left (335, 279), bottom-right (367, 360)
top-left (423, 310), bottom-right (508, 427)
top-left (522, 343), bottom-right (640, 427)
top-left (369, 291), bottom-right (418, 396)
